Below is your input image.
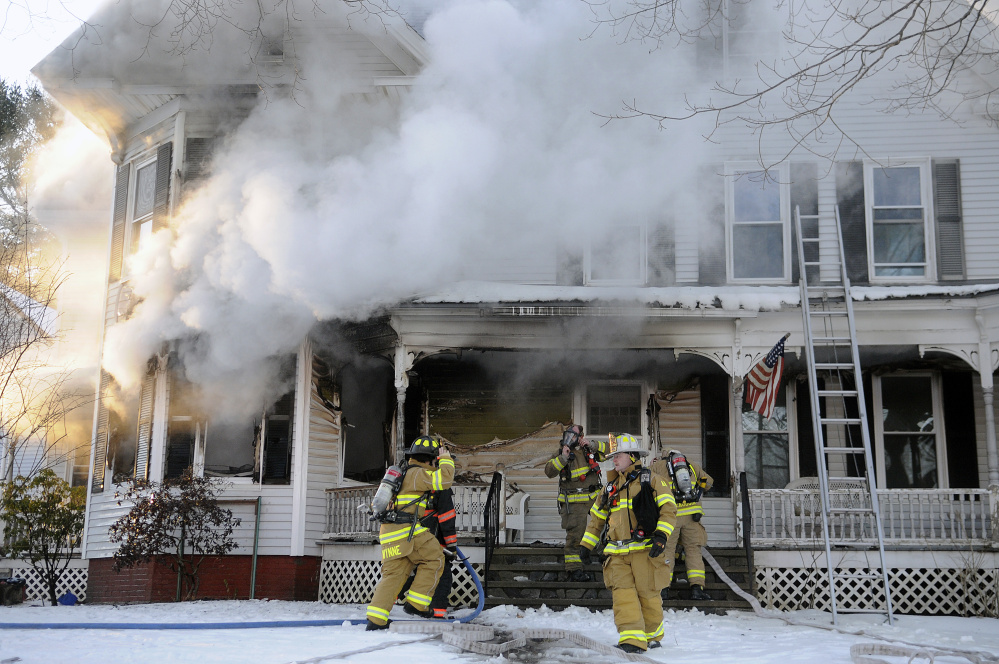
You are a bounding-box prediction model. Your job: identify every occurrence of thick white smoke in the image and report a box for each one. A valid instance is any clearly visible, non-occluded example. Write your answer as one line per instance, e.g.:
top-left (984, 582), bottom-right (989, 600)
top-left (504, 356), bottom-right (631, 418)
top-left (78, 0), bottom-right (718, 414)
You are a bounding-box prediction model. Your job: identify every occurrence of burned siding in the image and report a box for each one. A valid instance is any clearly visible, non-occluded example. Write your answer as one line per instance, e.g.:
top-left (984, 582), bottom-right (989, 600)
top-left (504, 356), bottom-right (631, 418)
top-left (421, 355), bottom-right (572, 446)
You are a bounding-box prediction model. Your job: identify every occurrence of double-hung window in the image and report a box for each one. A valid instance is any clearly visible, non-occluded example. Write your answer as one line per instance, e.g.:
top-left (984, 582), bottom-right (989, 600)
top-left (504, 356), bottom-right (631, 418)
top-left (742, 383), bottom-right (791, 488)
top-left (585, 383), bottom-right (644, 442)
top-left (864, 159), bottom-right (933, 280)
top-left (126, 157), bottom-right (157, 276)
top-left (584, 223), bottom-right (647, 285)
top-left (872, 373), bottom-right (946, 488)
top-left (727, 163), bottom-right (790, 282)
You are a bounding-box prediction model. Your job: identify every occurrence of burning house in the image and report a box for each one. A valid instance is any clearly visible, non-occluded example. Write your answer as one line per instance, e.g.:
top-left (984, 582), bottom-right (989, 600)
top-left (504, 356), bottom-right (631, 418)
top-left (29, 0), bottom-right (999, 615)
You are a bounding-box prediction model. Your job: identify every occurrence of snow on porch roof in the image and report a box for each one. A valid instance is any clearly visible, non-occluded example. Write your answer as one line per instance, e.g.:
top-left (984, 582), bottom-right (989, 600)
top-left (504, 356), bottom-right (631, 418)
top-left (410, 281), bottom-right (999, 312)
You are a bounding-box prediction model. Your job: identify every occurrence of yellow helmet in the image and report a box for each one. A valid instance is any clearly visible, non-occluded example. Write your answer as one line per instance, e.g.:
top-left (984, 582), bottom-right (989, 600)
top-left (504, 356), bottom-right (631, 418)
top-left (607, 433), bottom-right (648, 458)
top-left (405, 435), bottom-right (440, 457)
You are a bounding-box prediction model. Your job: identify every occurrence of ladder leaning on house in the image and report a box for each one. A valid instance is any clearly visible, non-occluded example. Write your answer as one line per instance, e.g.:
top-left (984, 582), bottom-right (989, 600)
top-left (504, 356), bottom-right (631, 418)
top-left (793, 205), bottom-right (894, 625)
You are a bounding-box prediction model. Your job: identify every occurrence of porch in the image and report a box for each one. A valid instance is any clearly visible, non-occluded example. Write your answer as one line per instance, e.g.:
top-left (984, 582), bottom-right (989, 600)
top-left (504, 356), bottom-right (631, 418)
top-left (743, 484), bottom-right (998, 548)
top-left (744, 484), bottom-right (999, 616)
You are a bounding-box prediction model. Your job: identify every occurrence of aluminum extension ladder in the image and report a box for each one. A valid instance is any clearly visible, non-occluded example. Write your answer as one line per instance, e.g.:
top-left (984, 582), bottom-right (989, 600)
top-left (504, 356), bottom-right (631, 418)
top-left (793, 205), bottom-right (894, 625)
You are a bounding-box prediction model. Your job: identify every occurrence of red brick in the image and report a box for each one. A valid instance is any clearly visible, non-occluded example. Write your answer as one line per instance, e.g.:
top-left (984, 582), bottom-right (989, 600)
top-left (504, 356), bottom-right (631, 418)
top-left (87, 556), bottom-right (320, 603)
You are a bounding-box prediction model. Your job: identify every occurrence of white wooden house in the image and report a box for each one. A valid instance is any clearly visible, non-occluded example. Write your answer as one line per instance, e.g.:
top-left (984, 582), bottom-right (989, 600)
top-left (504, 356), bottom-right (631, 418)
top-left (32, 0), bottom-right (999, 614)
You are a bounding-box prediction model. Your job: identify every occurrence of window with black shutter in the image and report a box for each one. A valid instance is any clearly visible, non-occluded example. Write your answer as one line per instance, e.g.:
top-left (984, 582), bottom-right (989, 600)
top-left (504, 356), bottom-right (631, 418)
top-left (835, 161), bottom-right (868, 284)
top-left (933, 160), bottom-right (964, 280)
top-left (790, 163), bottom-right (819, 285)
top-left (698, 165), bottom-right (726, 285)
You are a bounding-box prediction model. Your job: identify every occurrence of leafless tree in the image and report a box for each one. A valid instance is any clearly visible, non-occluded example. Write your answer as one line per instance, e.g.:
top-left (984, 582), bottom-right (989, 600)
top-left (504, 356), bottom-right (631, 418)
top-left (1, 81), bottom-right (90, 482)
top-left (585, 0), bottom-right (999, 159)
top-left (0, 211), bottom-right (91, 482)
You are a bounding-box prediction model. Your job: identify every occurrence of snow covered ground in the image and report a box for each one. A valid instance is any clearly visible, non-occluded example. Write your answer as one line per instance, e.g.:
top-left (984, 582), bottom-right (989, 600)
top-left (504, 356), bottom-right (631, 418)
top-left (1, 599), bottom-right (998, 664)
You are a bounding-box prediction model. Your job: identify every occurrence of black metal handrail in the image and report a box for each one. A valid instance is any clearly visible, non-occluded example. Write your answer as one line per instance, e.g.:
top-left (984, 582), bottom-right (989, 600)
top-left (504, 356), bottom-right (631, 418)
top-left (483, 471), bottom-right (503, 596)
top-left (740, 471), bottom-right (753, 572)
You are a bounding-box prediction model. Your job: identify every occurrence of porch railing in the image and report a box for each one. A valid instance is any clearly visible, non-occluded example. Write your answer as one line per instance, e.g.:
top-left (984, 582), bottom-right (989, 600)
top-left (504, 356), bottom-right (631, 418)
top-left (745, 487), bottom-right (998, 547)
top-left (323, 481), bottom-right (495, 540)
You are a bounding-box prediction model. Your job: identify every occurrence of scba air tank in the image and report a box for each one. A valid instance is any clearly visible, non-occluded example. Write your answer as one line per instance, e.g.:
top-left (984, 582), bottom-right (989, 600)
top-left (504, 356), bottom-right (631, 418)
top-left (670, 452), bottom-right (694, 498)
top-left (370, 465), bottom-right (404, 515)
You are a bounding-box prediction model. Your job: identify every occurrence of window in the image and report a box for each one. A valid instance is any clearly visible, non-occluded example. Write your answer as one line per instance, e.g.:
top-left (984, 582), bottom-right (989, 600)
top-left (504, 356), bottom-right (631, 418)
top-left (584, 224), bottom-right (647, 285)
top-left (742, 383), bottom-right (790, 489)
top-left (727, 164), bottom-right (790, 282)
top-left (104, 377), bottom-right (139, 483)
top-left (586, 384), bottom-right (643, 439)
top-left (864, 159), bottom-right (933, 280)
top-left (125, 158), bottom-right (157, 276)
top-left (165, 357), bottom-right (295, 484)
top-left (873, 373), bottom-right (946, 488)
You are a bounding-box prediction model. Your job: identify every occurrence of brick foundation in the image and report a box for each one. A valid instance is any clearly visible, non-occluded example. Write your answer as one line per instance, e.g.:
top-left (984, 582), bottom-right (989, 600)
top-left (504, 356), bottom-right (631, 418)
top-left (87, 555), bottom-right (320, 604)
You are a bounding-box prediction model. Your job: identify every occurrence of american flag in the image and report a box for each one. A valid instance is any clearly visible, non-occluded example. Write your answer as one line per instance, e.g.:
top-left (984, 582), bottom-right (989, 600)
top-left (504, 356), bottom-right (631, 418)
top-left (745, 335), bottom-right (787, 420)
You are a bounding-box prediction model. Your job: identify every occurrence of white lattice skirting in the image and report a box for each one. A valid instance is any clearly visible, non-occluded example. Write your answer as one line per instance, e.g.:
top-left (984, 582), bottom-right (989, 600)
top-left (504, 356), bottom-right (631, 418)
top-left (756, 566), bottom-right (999, 616)
top-left (319, 560), bottom-right (484, 608)
top-left (4, 567), bottom-right (89, 603)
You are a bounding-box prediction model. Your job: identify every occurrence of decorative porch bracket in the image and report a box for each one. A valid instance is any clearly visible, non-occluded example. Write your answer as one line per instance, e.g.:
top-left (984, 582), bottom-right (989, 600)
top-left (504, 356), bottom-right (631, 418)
top-left (920, 311), bottom-right (999, 488)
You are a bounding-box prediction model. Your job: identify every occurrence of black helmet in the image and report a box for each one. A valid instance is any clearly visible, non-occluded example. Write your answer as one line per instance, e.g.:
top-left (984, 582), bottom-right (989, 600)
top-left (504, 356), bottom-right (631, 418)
top-left (405, 435), bottom-right (440, 458)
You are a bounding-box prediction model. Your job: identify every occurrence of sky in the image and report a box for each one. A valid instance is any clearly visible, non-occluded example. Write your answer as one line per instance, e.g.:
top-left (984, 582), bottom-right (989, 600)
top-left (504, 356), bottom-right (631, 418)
top-left (0, 0), bottom-right (108, 85)
top-left (1, 599), bottom-right (998, 664)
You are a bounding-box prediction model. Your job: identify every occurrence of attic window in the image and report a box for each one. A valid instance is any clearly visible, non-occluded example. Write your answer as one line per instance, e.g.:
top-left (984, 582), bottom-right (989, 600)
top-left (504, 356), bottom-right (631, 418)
top-left (258, 37), bottom-right (285, 64)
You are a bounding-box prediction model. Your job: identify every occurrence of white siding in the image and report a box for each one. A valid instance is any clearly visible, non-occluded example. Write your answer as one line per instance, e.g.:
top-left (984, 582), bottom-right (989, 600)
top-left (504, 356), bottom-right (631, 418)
top-left (84, 482), bottom-right (296, 559)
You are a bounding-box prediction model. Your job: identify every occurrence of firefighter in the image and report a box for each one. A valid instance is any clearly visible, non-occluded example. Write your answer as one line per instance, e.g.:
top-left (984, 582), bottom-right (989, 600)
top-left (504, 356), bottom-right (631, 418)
top-left (399, 485), bottom-right (458, 619)
top-left (544, 424), bottom-right (607, 581)
top-left (578, 434), bottom-right (677, 653)
top-left (652, 449), bottom-right (714, 601)
top-left (365, 435), bottom-right (455, 630)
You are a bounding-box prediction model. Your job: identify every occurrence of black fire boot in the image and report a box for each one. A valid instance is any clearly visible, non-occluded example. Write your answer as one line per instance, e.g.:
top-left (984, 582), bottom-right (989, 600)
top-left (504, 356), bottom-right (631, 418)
top-left (365, 619), bottom-right (390, 631)
top-left (568, 569), bottom-right (593, 582)
top-left (617, 643), bottom-right (645, 654)
top-left (403, 602), bottom-right (434, 619)
top-left (648, 641), bottom-right (662, 649)
top-left (690, 585), bottom-right (713, 601)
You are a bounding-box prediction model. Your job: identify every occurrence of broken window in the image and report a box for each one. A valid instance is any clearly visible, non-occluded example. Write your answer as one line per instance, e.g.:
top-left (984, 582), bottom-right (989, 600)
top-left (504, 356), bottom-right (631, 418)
top-left (100, 375), bottom-right (139, 485)
top-left (165, 356), bottom-right (295, 483)
top-left (340, 359), bottom-right (393, 484)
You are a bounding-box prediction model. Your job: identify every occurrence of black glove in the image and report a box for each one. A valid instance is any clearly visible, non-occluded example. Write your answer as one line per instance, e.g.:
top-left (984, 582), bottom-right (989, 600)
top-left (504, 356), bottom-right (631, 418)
top-left (648, 533), bottom-right (668, 558)
top-left (578, 546), bottom-right (592, 565)
top-left (443, 545), bottom-right (457, 560)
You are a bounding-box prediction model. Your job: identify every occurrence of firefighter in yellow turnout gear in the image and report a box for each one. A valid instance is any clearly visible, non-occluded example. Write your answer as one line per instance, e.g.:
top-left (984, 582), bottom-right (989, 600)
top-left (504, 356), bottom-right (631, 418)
top-left (578, 434), bottom-right (677, 654)
top-left (365, 436), bottom-right (455, 630)
top-left (544, 424), bottom-right (607, 581)
top-left (652, 449), bottom-right (714, 601)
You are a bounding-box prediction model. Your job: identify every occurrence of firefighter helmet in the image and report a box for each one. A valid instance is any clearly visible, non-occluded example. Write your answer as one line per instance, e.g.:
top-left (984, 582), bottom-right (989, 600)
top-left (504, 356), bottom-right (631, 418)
top-left (405, 435), bottom-right (440, 458)
top-left (606, 433), bottom-right (648, 458)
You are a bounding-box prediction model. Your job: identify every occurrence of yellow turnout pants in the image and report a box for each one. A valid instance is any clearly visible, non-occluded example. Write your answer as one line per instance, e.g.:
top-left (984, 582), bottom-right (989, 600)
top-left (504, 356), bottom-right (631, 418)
top-left (366, 530), bottom-right (445, 625)
top-left (602, 549), bottom-right (670, 650)
top-left (664, 513), bottom-right (708, 586)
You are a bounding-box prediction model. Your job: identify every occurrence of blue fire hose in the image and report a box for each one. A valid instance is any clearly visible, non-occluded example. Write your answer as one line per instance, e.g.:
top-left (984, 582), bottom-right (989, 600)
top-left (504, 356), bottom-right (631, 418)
top-left (0, 547), bottom-right (483, 630)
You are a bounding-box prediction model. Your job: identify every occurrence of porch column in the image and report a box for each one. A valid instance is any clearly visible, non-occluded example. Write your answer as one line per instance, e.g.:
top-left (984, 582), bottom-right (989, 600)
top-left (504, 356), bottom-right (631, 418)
top-left (394, 343), bottom-right (409, 465)
top-left (983, 385), bottom-right (998, 488)
top-left (732, 379), bottom-right (745, 475)
top-left (977, 313), bottom-right (999, 487)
